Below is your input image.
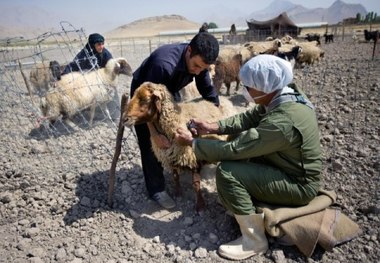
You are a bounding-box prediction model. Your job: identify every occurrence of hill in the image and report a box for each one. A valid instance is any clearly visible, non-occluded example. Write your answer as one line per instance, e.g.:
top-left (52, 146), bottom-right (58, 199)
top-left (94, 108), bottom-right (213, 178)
top-left (104, 15), bottom-right (201, 39)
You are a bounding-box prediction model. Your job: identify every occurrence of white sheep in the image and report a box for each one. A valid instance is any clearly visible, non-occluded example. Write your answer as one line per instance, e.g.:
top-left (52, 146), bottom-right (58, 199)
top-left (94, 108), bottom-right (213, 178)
top-left (243, 39), bottom-right (282, 57)
top-left (39, 57), bottom-right (132, 128)
top-left (296, 41), bottom-right (325, 66)
top-left (119, 81), bottom-right (237, 212)
top-left (29, 60), bottom-right (62, 96)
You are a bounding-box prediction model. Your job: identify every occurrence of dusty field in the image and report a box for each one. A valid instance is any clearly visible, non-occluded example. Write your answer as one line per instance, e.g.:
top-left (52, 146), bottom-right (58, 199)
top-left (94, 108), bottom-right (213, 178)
top-left (0, 35), bottom-right (379, 263)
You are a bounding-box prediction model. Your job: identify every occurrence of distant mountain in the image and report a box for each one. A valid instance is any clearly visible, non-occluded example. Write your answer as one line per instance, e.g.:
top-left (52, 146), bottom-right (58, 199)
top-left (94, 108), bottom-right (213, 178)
top-left (323, 0), bottom-right (366, 23)
top-left (0, 5), bottom-right (67, 39)
top-left (0, 5), bottom-right (60, 28)
top-left (247, 0), bottom-right (307, 21)
top-left (247, 0), bottom-right (367, 24)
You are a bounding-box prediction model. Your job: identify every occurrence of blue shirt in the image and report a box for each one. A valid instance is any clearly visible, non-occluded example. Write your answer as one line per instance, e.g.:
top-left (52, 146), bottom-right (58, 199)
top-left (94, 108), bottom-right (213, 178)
top-left (131, 43), bottom-right (219, 105)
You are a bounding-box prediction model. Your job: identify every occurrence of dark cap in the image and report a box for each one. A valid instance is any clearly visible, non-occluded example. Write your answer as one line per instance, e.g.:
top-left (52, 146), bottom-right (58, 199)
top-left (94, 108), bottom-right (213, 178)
top-left (88, 33), bottom-right (105, 46)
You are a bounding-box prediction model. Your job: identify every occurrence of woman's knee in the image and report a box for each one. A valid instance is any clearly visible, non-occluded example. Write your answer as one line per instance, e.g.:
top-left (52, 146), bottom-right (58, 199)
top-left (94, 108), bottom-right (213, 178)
top-left (216, 161), bottom-right (236, 183)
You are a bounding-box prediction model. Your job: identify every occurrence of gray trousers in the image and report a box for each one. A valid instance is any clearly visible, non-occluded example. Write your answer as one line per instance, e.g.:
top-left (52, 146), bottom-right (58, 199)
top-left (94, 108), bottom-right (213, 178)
top-left (216, 160), bottom-right (319, 215)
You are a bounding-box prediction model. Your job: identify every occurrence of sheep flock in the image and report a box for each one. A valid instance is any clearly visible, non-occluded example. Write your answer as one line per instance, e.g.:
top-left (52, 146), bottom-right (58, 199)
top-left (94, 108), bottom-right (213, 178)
top-left (213, 35), bottom-right (325, 95)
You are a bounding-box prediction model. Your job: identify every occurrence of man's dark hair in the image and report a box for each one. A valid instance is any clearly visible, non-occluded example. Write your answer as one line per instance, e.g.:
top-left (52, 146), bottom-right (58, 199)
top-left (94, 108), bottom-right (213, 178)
top-left (189, 32), bottom-right (219, 64)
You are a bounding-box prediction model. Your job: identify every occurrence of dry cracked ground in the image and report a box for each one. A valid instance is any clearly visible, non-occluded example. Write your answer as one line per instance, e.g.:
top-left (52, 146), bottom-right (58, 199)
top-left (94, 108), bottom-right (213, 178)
top-left (0, 37), bottom-right (379, 263)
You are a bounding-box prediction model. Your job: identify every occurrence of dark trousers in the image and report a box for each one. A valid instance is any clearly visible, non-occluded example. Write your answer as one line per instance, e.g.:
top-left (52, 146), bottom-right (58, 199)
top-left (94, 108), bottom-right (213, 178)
top-left (134, 123), bottom-right (165, 197)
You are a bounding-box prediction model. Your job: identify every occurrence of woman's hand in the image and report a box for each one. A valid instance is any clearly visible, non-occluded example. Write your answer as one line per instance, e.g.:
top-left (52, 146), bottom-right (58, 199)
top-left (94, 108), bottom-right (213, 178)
top-left (174, 127), bottom-right (194, 146)
top-left (188, 119), bottom-right (220, 136)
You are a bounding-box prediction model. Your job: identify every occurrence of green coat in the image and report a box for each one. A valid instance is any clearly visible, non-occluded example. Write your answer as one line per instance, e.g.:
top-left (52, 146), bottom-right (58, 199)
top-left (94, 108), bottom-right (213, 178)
top-left (193, 87), bottom-right (322, 191)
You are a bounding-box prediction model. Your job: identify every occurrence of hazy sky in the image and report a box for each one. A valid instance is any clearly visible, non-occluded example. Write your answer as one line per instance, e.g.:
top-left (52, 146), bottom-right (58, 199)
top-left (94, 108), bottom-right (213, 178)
top-left (2, 0), bottom-right (379, 33)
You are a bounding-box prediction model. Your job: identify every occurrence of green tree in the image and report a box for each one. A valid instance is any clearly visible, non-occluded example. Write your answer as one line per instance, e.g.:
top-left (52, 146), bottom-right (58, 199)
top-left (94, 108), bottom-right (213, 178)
top-left (208, 22), bottom-right (218, 29)
top-left (355, 13), bottom-right (361, 22)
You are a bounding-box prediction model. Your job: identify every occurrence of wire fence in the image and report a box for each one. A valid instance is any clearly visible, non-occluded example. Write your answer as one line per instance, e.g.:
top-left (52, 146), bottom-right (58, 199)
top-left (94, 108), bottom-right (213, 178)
top-left (0, 23), bottom-right (141, 187)
top-left (0, 24), bottom-right (379, 205)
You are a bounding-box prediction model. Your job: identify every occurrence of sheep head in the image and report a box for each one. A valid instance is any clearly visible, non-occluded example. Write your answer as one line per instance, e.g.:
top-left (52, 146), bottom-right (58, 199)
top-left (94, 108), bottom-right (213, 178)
top-left (122, 82), bottom-right (167, 127)
top-left (49, 60), bottom-right (62, 81)
top-left (115, 58), bottom-right (133, 76)
top-left (104, 58), bottom-right (133, 79)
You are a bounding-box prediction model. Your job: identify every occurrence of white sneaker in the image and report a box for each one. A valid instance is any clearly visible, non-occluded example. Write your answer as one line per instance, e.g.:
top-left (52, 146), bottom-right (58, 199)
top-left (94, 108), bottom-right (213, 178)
top-left (152, 191), bottom-right (176, 209)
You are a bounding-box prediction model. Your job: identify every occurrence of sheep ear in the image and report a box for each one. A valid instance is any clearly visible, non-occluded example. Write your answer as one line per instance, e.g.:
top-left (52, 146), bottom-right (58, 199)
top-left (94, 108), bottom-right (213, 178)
top-left (113, 63), bottom-right (121, 74)
top-left (152, 90), bottom-right (163, 113)
top-left (118, 58), bottom-right (132, 76)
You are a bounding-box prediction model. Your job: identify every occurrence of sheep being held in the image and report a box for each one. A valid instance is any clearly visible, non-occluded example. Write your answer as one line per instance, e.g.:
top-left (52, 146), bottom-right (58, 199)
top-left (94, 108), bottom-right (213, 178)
top-left (40, 57), bottom-right (132, 128)
top-left (122, 81), bottom-right (237, 212)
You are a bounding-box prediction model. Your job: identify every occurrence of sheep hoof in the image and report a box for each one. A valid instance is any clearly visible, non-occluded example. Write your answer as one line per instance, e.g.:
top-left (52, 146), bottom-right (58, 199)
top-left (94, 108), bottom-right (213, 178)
top-left (197, 209), bottom-right (205, 217)
top-left (63, 119), bottom-right (79, 131)
top-left (175, 187), bottom-right (182, 197)
top-left (196, 199), bottom-right (206, 214)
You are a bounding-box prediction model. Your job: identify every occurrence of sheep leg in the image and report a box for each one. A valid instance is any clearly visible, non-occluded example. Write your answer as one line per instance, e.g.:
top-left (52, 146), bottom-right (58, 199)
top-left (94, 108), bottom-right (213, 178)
top-left (192, 166), bottom-right (205, 212)
top-left (100, 104), bottom-right (112, 121)
top-left (225, 83), bottom-right (231, 96)
top-left (173, 169), bottom-right (182, 197)
top-left (63, 118), bottom-right (78, 131)
top-left (235, 80), bottom-right (240, 94)
top-left (88, 102), bottom-right (97, 127)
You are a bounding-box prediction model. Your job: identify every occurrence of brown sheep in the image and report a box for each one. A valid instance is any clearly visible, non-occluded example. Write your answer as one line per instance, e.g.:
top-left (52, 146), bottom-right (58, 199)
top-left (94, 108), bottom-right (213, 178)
top-left (213, 53), bottom-right (243, 96)
top-left (213, 40), bottom-right (282, 96)
top-left (116, 82), bottom-right (237, 212)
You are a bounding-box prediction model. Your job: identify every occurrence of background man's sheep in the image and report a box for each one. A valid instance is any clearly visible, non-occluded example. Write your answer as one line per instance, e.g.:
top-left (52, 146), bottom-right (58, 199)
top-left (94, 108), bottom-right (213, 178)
top-left (39, 57), bottom-right (132, 128)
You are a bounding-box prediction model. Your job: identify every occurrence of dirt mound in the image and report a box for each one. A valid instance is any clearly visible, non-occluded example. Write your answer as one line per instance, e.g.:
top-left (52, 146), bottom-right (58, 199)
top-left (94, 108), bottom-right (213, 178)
top-left (105, 15), bottom-right (201, 38)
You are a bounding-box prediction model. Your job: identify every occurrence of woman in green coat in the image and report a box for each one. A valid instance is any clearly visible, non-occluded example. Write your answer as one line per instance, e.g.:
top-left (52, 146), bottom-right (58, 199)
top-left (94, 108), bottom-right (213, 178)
top-left (175, 54), bottom-right (322, 260)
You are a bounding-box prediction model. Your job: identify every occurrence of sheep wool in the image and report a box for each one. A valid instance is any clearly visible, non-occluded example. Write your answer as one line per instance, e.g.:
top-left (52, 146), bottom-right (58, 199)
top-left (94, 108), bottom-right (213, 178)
top-left (40, 57), bottom-right (132, 127)
top-left (156, 85), bottom-right (235, 173)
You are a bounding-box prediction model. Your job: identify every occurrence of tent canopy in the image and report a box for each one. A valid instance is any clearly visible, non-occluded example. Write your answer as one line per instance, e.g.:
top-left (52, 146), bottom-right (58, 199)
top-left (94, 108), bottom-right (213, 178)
top-left (246, 12), bottom-right (299, 38)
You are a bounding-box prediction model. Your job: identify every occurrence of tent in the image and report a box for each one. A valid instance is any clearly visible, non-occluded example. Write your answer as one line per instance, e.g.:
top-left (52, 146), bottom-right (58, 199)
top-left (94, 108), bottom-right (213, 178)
top-left (246, 12), bottom-right (300, 40)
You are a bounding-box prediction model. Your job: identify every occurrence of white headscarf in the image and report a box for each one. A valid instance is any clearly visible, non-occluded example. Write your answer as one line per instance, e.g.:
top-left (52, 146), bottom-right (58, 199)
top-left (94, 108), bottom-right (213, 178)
top-left (239, 54), bottom-right (293, 94)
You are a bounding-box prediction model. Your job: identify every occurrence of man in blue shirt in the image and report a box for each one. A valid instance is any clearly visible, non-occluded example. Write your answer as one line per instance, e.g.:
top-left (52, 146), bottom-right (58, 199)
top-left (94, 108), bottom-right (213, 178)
top-left (62, 33), bottom-right (113, 74)
top-left (130, 32), bottom-right (220, 209)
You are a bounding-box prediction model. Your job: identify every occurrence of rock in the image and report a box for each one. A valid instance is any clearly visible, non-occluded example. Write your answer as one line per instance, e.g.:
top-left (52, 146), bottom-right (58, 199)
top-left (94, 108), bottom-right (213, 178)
top-left (272, 249), bottom-right (286, 263)
top-left (194, 247), bottom-right (208, 258)
top-left (55, 247), bottom-right (67, 261)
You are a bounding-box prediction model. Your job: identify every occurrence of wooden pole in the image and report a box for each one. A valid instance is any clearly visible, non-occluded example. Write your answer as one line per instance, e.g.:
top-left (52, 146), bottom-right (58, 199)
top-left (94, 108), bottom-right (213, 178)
top-left (108, 93), bottom-right (129, 207)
